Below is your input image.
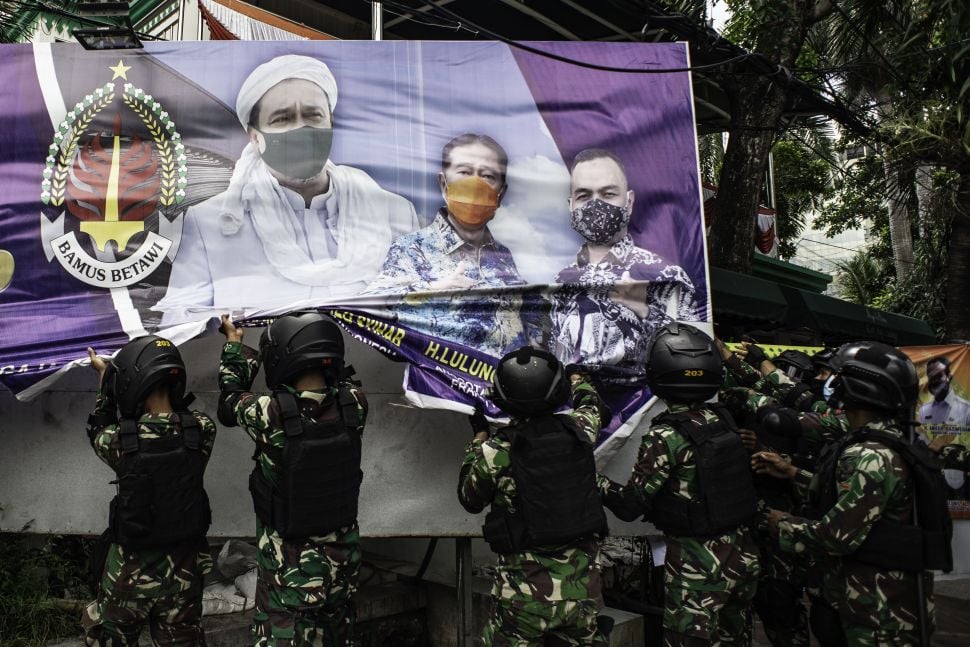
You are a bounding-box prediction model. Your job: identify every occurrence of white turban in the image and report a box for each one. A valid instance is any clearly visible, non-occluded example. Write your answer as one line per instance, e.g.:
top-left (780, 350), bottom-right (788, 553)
top-left (235, 55), bottom-right (338, 128)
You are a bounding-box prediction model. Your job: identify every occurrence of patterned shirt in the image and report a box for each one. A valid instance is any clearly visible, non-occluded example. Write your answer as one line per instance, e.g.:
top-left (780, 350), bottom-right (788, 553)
top-left (87, 392), bottom-right (217, 598)
top-left (364, 210), bottom-right (532, 357)
top-left (219, 341), bottom-right (368, 604)
top-left (458, 379), bottom-right (606, 603)
top-left (549, 235), bottom-right (700, 385)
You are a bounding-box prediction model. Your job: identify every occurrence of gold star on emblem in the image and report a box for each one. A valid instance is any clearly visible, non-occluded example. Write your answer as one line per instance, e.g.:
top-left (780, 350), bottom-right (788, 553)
top-left (109, 59), bottom-right (131, 80)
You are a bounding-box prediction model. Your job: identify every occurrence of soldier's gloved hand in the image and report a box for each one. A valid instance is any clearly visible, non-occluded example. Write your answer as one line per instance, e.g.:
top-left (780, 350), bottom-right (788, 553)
top-left (740, 343), bottom-right (767, 368)
top-left (468, 406), bottom-right (489, 439)
top-left (719, 387), bottom-right (751, 415)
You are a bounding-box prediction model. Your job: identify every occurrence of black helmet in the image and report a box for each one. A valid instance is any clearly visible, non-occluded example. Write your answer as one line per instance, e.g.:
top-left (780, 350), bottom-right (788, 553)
top-left (811, 347), bottom-right (838, 372)
top-left (646, 323), bottom-right (722, 403)
top-left (107, 335), bottom-right (186, 418)
top-left (490, 347), bottom-right (569, 418)
top-left (259, 312), bottom-right (344, 389)
top-left (773, 350), bottom-right (816, 383)
top-left (828, 341), bottom-right (918, 413)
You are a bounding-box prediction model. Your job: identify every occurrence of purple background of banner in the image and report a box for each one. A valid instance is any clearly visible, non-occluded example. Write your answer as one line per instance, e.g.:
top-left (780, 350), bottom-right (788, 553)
top-left (0, 47), bottom-right (129, 392)
top-left (510, 42), bottom-right (708, 315)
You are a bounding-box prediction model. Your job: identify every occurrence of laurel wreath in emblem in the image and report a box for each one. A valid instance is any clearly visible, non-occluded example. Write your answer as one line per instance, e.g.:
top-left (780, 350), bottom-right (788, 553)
top-left (40, 82), bottom-right (188, 208)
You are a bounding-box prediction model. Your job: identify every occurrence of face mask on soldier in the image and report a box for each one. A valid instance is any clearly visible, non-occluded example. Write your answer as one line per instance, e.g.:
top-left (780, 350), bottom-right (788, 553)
top-left (823, 374), bottom-right (840, 408)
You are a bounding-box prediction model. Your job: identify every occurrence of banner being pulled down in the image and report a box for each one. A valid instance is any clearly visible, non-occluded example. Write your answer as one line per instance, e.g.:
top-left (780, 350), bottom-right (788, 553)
top-left (0, 41), bottom-right (711, 454)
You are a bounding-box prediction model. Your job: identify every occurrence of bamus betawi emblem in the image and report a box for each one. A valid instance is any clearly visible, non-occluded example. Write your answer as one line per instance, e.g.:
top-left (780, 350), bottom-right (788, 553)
top-left (40, 60), bottom-right (187, 288)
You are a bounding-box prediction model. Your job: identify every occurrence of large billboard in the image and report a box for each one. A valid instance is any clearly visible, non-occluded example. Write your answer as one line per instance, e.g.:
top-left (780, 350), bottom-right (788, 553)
top-left (0, 41), bottom-right (709, 449)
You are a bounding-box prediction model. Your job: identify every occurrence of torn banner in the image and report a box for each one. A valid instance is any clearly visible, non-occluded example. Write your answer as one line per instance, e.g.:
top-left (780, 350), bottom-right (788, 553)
top-left (0, 41), bottom-right (710, 447)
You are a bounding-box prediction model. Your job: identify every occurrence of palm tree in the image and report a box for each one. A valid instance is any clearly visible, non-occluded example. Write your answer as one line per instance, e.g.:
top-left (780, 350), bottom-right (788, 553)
top-left (833, 252), bottom-right (884, 305)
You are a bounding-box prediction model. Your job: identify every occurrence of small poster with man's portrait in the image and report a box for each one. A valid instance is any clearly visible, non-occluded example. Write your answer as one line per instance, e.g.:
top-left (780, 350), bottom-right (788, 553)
top-left (905, 345), bottom-right (970, 517)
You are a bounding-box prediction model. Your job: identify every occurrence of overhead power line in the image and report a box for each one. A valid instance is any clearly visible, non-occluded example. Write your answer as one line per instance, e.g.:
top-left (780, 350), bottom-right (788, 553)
top-left (413, 0), bottom-right (754, 74)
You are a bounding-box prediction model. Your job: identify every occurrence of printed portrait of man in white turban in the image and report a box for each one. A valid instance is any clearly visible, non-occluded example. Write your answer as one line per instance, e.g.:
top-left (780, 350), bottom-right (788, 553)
top-left (156, 55), bottom-right (419, 325)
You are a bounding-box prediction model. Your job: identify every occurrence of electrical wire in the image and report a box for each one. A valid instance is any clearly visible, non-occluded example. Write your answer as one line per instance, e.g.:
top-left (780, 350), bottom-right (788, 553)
top-left (369, 0), bottom-right (477, 33)
top-left (411, 0), bottom-right (754, 74)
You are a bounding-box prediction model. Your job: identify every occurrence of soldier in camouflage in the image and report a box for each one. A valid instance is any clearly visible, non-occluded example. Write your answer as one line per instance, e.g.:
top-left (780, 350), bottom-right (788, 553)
top-left (603, 324), bottom-right (760, 646)
top-left (219, 314), bottom-right (366, 646)
top-left (459, 346), bottom-right (610, 646)
top-left (759, 341), bottom-right (936, 646)
top-left (720, 352), bottom-right (849, 647)
top-left (82, 342), bottom-right (215, 646)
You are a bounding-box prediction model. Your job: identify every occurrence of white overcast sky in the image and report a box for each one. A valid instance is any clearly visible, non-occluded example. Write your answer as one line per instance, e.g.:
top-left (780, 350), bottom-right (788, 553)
top-left (709, 0), bottom-right (731, 31)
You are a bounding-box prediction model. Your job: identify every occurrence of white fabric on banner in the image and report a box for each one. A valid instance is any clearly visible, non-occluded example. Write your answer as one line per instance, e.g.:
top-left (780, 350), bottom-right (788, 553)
top-left (201, 0), bottom-right (307, 41)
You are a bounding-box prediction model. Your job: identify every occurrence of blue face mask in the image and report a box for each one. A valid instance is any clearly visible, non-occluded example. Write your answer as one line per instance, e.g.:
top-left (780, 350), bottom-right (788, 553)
top-left (823, 375), bottom-right (837, 407)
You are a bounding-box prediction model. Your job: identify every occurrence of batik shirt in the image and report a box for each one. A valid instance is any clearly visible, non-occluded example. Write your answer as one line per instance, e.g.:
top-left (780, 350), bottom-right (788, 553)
top-left (219, 341), bottom-right (368, 607)
top-left (365, 210), bottom-right (533, 357)
top-left (87, 391), bottom-right (216, 598)
top-left (549, 235), bottom-right (700, 385)
top-left (458, 379), bottom-right (606, 603)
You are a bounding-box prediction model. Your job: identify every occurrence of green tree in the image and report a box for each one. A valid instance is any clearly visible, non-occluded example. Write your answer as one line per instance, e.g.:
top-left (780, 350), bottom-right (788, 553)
top-left (833, 252), bottom-right (885, 305)
top-left (771, 134), bottom-right (834, 258)
top-left (708, 0), bottom-right (837, 273)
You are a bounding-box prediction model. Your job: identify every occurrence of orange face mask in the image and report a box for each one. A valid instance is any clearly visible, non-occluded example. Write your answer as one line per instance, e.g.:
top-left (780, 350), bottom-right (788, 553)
top-left (445, 176), bottom-right (500, 227)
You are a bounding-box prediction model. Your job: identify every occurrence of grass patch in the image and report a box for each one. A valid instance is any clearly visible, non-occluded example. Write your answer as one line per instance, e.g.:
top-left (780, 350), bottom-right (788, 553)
top-left (0, 532), bottom-right (94, 646)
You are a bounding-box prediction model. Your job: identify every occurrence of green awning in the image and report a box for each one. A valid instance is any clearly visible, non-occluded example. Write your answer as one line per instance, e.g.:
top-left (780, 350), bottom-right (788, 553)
top-left (782, 287), bottom-right (936, 345)
top-left (710, 267), bottom-right (788, 325)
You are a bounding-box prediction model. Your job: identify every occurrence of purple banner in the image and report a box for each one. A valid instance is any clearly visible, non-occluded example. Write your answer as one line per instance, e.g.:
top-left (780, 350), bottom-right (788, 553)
top-left (0, 41), bottom-right (708, 445)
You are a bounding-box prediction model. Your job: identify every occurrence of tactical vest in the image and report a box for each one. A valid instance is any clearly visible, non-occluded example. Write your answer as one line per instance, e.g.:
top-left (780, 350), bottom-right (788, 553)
top-left (810, 426), bottom-right (952, 573)
top-left (249, 388), bottom-right (362, 539)
top-left (650, 405), bottom-right (757, 537)
top-left (109, 413), bottom-right (211, 549)
top-left (482, 414), bottom-right (608, 554)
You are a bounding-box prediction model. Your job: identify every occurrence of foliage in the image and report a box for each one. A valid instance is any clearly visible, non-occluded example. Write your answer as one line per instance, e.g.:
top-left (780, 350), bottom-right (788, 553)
top-left (813, 154), bottom-right (888, 236)
top-left (872, 169), bottom-right (956, 337)
top-left (771, 135), bottom-right (834, 258)
top-left (833, 251), bottom-right (885, 304)
top-left (816, 152), bottom-right (951, 336)
top-left (0, 532), bottom-right (92, 646)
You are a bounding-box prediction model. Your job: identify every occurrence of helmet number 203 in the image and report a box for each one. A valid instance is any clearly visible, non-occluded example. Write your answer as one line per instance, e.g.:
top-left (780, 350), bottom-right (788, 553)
top-left (684, 370), bottom-right (705, 377)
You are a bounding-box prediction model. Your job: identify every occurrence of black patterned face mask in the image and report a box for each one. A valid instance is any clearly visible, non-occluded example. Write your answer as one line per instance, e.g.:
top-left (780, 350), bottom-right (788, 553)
top-left (570, 198), bottom-right (631, 244)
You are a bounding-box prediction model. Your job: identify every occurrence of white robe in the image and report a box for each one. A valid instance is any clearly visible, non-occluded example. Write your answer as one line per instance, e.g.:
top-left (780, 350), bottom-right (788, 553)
top-left (155, 162), bottom-right (418, 326)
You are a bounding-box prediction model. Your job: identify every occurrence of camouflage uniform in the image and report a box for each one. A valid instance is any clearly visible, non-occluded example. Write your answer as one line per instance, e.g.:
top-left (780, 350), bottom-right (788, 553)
top-left (777, 419), bottom-right (934, 645)
top-left (940, 443), bottom-right (970, 471)
top-left (604, 404), bottom-right (761, 646)
top-left (220, 341), bottom-right (367, 647)
top-left (458, 379), bottom-right (607, 646)
top-left (722, 367), bottom-right (853, 646)
top-left (82, 390), bottom-right (216, 646)
top-left (721, 354), bottom-right (761, 389)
